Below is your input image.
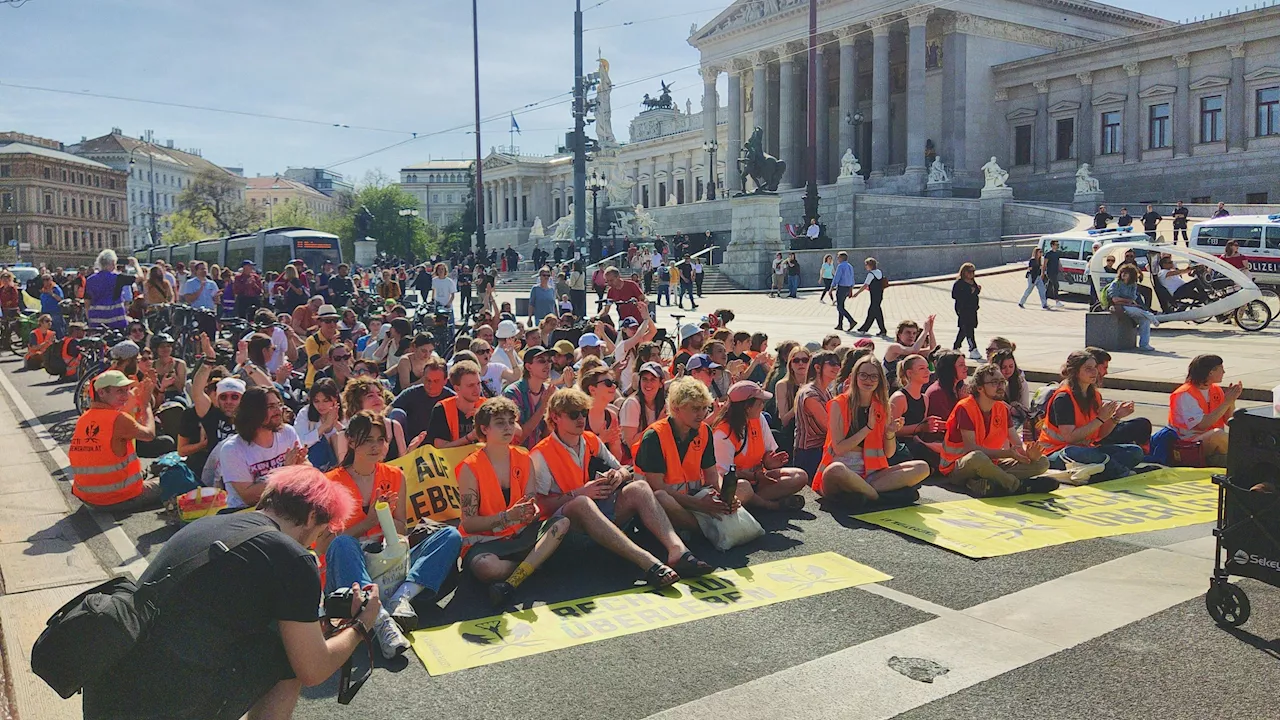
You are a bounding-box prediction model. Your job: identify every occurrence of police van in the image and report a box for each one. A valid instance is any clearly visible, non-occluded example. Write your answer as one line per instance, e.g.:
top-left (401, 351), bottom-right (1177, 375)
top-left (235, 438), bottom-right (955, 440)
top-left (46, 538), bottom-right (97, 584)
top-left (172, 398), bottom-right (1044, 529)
top-left (1037, 227), bottom-right (1152, 295)
top-left (1189, 214), bottom-right (1280, 286)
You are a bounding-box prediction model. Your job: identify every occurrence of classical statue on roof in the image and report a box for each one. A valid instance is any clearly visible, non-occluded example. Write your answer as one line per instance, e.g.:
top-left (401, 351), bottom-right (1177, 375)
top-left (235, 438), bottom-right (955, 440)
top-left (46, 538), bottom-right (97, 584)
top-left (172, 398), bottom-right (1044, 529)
top-left (641, 81), bottom-right (675, 110)
top-left (595, 57), bottom-right (616, 147)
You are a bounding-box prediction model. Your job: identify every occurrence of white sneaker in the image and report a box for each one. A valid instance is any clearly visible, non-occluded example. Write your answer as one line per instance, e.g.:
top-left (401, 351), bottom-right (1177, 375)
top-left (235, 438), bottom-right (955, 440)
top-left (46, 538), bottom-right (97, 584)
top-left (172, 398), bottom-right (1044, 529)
top-left (389, 594), bottom-right (419, 632)
top-left (968, 349), bottom-right (983, 361)
top-left (375, 615), bottom-right (411, 659)
top-left (1055, 300), bottom-right (1064, 308)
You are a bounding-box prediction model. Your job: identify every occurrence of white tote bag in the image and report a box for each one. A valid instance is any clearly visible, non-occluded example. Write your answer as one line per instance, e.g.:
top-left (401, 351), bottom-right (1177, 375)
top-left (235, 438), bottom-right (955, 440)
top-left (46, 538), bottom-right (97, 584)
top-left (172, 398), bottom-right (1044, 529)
top-left (691, 488), bottom-right (765, 551)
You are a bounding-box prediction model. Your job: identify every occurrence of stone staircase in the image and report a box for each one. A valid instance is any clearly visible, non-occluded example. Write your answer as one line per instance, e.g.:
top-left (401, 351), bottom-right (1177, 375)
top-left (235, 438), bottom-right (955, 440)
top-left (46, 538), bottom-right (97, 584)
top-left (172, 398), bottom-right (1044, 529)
top-left (492, 264), bottom-right (743, 296)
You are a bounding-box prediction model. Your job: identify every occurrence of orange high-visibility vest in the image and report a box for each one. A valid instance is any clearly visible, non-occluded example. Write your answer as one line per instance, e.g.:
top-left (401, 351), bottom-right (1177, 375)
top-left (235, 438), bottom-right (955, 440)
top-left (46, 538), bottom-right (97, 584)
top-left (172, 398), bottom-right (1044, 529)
top-left (813, 393), bottom-right (890, 495)
top-left (532, 432), bottom-right (601, 494)
top-left (636, 418), bottom-right (709, 495)
top-left (715, 418), bottom-right (766, 471)
top-left (325, 463), bottom-right (403, 540)
top-left (1039, 386), bottom-right (1102, 453)
top-left (69, 408), bottom-right (145, 506)
top-left (458, 446), bottom-right (532, 553)
top-left (1168, 383), bottom-right (1227, 434)
top-left (437, 396), bottom-right (467, 441)
top-left (939, 397), bottom-right (1010, 475)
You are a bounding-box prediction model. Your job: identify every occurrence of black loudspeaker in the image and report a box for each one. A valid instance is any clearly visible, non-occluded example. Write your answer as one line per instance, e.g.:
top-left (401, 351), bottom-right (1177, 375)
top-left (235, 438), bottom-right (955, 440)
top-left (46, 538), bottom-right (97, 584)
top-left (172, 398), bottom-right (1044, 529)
top-left (1227, 406), bottom-right (1280, 485)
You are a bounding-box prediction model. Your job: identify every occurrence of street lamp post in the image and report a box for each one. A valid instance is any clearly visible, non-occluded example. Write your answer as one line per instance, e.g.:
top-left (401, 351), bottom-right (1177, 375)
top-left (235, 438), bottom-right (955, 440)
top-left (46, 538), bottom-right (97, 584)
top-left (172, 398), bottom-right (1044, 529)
top-left (586, 170), bottom-right (607, 262)
top-left (127, 144), bottom-right (158, 247)
top-left (398, 208), bottom-right (420, 261)
top-left (702, 139), bottom-right (718, 201)
top-left (845, 111), bottom-right (865, 173)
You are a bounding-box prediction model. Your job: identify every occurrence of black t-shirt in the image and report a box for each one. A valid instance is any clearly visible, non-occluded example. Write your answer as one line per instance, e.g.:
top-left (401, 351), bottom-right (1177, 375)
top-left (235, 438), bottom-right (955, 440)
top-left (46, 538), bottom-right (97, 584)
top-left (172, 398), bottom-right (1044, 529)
top-left (85, 512), bottom-right (318, 715)
top-left (393, 384), bottom-right (455, 442)
top-left (1172, 206), bottom-right (1190, 227)
top-left (428, 400), bottom-right (475, 444)
top-left (412, 272), bottom-right (433, 296)
top-left (1092, 212), bottom-right (1114, 229)
top-left (330, 274), bottom-right (354, 302)
top-left (180, 405), bottom-right (235, 479)
top-left (677, 261), bottom-right (693, 284)
top-left (1116, 213), bottom-right (1133, 227)
top-left (1141, 212), bottom-right (1162, 231)
top-left (1044, 250), bottom-right (1061, 275)
top-left (1049, 391), bottom-right (1097, 428)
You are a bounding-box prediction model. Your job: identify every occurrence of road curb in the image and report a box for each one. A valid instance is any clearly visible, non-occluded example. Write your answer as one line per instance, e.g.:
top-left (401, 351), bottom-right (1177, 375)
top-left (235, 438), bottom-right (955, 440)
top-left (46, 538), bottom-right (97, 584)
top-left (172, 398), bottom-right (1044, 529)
top-left (1019, 367), bottom-right (1272, 402)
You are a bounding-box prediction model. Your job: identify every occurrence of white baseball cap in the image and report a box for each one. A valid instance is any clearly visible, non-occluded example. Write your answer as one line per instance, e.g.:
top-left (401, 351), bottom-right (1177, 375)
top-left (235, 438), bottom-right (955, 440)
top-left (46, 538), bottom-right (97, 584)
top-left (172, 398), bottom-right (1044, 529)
top-left (577, 332), bottom-right (604, 348)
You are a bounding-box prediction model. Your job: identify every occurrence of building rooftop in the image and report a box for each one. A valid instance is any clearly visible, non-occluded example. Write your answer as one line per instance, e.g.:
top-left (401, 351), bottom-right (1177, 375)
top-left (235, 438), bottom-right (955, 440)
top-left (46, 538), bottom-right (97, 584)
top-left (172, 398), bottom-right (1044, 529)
top-left (0, 142), bottom-right (115, 170)
top-left (244, 175), bottom-right (331, 199)
top-left (72, 132), bottom-right (238, 178)
top-left (401, 159), bottom-right (474, 171)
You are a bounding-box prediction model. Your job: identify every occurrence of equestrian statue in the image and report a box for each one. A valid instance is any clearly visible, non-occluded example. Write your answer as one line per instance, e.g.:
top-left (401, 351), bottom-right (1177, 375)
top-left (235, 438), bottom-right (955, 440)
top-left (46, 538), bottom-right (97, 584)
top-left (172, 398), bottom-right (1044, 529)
top-left (737, 126), bottom-right (786, 194)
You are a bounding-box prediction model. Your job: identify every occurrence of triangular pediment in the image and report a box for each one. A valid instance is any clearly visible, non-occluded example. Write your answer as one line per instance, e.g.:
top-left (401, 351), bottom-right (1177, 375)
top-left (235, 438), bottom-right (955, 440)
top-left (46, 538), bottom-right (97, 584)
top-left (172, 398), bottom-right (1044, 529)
top-left (1245, 66), bottom-right (1280, 82)
top-left (1189, 76), bottom-right (1230, 90)
top-left (481, 155), bottom-right (512, 170)
top-left (1049, 100), bottom-right (1081, 113)
top-left (1138, 84), bottom-right (1176, 98)
top-left (1093, 91), bottom-right (1127, 106)
top-left (1006, 107), bottom-right (1038, 120)
top-left (691, 0), bottom-right (807, 44)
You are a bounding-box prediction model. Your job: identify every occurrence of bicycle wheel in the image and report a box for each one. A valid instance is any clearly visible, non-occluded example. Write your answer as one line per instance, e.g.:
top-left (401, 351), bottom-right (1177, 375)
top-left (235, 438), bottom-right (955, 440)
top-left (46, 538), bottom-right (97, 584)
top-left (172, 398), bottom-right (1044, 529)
top-left (5, 322), bottom-right (26, 356)
top-left (1260, 288), bottom-right (1280, 317)
top-left (1234, 299), bottom-right (1272, 332)
top-left (658, 336), bottom-right (677, 363)
top-left (74, 370), bottom-right (95, 414)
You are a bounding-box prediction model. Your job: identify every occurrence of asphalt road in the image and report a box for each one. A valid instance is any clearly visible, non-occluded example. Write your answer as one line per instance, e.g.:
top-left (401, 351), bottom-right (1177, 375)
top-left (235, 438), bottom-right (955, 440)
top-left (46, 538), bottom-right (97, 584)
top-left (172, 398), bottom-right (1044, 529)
top-left (3, 351), bottom-right (1277, 720)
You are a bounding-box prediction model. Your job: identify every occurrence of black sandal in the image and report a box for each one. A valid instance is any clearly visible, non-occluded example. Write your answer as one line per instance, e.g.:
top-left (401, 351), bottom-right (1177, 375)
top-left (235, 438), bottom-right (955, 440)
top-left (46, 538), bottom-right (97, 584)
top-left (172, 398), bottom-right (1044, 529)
top-left (645, 562), bottom-right (680, 589)
top-left (671, 551), bottom-right (714, 578)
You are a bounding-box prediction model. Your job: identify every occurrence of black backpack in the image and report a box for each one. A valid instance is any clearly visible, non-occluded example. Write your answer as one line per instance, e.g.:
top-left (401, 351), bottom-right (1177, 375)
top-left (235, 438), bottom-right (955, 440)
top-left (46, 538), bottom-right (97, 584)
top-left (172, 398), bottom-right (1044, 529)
top-left (31, 523), bottom-right (275, 699)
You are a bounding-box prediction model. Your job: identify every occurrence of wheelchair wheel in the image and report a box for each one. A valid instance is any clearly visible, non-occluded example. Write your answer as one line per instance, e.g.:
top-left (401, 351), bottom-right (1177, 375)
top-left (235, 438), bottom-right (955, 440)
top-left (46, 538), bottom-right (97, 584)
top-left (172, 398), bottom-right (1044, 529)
top-left (1206, 580), bottom-right (1251, 628)
top-left (1234, 300), bottom-right (1273, 332)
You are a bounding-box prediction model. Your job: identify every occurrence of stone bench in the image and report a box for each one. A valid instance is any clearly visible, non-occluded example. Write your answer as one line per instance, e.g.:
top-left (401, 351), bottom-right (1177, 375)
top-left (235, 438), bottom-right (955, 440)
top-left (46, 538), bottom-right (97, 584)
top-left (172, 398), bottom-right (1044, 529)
top-left (1084, 310), bottom-right (1137, 351)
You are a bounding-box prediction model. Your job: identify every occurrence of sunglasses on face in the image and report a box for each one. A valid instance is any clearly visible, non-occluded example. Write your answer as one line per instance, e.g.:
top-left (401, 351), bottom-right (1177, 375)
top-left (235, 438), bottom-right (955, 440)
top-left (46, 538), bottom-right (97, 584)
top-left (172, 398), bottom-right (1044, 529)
top-left (594, 378), bottom-right (617, 388)
top-left (791, 356), bottom-right (810, 364)
top-left (320, 319), bottom-right (337, 325)
top-left (563, 409), bottom-right (589, 421)
top-left (332, 353), bottom-right (351, 361)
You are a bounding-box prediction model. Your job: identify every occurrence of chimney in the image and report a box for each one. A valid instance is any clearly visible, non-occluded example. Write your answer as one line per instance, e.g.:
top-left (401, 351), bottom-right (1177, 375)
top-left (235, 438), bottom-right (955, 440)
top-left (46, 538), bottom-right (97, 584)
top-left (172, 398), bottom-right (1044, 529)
top-left (165, 139), bottom-right (174, 149)
top-left (110, 127), bottom-right (122, 135)
top-left (81, 136), bottom-right (87, 142)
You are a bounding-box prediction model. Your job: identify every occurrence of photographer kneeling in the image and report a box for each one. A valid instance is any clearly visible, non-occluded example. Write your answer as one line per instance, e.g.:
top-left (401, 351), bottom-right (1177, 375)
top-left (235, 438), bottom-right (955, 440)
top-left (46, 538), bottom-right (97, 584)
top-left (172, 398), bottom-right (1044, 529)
top-left (83, 466), bottom-right (376, 720)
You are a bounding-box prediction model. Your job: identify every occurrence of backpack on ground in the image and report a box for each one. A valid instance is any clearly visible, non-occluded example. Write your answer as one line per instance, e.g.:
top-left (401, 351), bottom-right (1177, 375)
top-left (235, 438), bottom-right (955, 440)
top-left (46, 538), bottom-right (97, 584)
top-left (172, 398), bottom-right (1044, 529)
top-left (30, 523), bottom-right (275, 699)
top-left (1145, 425), bottom-right (1178, 465)
top-left (42, 340), bottom-right (67, 376)
top-left (152, 451), bottom-right (199, 502)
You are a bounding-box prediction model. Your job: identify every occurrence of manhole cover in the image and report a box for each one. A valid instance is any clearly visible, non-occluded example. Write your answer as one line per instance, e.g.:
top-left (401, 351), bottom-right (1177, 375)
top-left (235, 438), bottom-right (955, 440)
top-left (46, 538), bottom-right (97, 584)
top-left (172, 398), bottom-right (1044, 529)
top-left (888, 656), bottom-right (950, 683)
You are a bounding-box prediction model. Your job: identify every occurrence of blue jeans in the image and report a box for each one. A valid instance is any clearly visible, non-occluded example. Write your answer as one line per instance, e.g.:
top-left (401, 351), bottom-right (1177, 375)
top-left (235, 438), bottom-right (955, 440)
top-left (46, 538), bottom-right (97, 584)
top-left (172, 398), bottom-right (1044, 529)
top-left (324, 527), bottom-right (462, 595)
top-left (1019, 276), bottom-right (1047, 307)
top-left (787, 275), bottom-right (799, 298)
top-left (1119, 305), bottom-right (1156, 349)
top-left (679, 282), bottom-right (696, 306)
top-left (657, 283), bottom-right (670, 305)
top-left (1047, 443), bottom-right (1145, 482)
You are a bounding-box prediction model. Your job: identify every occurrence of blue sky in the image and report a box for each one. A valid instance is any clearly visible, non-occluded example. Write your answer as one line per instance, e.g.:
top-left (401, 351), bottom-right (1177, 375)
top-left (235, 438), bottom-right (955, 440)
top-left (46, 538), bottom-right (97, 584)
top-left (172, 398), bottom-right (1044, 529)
top-left (0, 0), bottom-right (1224, 183)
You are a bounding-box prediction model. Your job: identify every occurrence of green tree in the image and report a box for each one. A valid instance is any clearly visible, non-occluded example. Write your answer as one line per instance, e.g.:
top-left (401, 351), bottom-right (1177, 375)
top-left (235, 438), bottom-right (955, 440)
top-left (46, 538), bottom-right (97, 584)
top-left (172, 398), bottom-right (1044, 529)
top-left (264, 197), bottom-right (314, 228)
top-left (161, 210), bottom-right (207, 245)
top-left (177, 167), bottom-right (261, 234)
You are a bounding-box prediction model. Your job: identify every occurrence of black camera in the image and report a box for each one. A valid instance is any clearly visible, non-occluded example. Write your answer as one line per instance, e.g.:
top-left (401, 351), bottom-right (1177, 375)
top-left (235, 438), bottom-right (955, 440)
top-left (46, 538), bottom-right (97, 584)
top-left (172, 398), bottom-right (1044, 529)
top-left (324, 586), bottom-right (368, 619)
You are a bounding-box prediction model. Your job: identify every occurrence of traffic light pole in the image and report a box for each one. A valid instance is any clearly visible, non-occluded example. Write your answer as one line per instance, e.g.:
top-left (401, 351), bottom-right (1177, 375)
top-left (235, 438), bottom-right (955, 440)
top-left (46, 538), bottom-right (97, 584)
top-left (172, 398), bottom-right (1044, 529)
top-left (573, 0), bottom-right (587, 255)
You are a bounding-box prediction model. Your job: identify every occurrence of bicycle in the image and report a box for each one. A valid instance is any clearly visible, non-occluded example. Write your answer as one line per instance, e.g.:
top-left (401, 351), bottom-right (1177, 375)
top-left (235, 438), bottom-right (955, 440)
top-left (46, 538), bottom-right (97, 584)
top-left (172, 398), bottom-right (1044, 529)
top-left (0, 312), bottom-right (30, 356)
top-left (73, 329), bottom-right (124, 414)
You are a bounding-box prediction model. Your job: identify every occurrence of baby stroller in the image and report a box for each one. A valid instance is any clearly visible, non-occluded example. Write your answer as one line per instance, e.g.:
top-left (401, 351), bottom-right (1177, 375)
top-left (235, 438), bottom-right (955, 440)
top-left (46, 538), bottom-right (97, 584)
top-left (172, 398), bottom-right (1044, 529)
top-left (1206, 472), bottom-right (1280, 627)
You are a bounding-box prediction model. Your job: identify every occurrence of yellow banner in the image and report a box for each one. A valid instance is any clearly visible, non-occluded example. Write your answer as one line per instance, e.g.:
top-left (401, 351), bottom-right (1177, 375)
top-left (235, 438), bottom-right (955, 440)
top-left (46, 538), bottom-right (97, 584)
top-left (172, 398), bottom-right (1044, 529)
top-left (387, 443), bottom-right (478, 524)
top-left (409, 552), bottom-right (890, 675)
top-left (856, 467), bottom-right (1222, 558)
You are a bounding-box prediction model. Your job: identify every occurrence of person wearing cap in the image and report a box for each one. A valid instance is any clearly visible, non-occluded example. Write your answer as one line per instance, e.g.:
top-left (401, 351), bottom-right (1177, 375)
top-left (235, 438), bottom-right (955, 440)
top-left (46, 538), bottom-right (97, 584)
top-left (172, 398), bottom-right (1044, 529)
top-left (69, 370), bottom-right (163, 510)
top-left (576, 331), bottom-right (612, 362)
top-left (711, 381), bottom-right (808, 511)
top-left (232, 260), bottom-right (264, 319)
top-left (180, 362), bottom-right (243, 484)
top-left (504, 344), bottom-right (571, 450)
top-left (684, 353), bottom-right (721, 397)
top-left (149, 333), bottom-right (187, 402)
top-left (672, 323), bottom-right (705, 375)
top-left (620, 360), bottom-right (668, 450)
top-left (303, 304), bottom-right (341, 389)
top-left (613, 310), bottom-right (656, 394)
top-left (549, 339), bottom-right (578, 384)
top-left (493, 319), bottom-right (522, 372)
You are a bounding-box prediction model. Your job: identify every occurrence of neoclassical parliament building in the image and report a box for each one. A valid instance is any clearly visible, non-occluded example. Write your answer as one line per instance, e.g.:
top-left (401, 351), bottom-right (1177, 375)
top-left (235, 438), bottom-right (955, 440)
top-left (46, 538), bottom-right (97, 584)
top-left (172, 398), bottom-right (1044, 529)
top-left (463, 0), bottom-right (1280, 251)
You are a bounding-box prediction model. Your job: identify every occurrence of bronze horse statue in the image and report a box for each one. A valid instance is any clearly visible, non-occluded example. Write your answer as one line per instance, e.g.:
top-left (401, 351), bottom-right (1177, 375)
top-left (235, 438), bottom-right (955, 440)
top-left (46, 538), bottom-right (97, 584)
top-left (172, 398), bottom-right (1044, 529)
top-left (737, 127), bottom-right (786, 194)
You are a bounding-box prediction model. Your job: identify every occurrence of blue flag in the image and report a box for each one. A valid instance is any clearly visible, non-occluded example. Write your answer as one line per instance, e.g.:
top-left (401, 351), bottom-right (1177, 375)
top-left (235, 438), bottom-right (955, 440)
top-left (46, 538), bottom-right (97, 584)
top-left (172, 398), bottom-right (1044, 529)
top-left (510, 113), bottom-right (521, 134)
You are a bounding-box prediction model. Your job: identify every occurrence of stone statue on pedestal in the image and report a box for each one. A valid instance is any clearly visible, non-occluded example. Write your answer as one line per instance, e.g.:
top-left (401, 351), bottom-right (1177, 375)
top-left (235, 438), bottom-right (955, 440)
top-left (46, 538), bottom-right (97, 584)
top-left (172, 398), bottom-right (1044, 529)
top-left (927, 156), bottom-right (951, 184)
top-left (738, 126), bottom-right (786, 194)
top-left (632, 204), bottom-right (657, 238)
top-left (595, 58), bottom-right (616, 147)
top-left (550, 205), bottom-right (576, 240)
top-left (1075, 163), bottom-right (1101, 194)
top-left (529, 216), bottom-right (545, 239)
top-left (982, 157), bottom-right (1009, 190)
top-left (838, 149), bottom-right (861, 179)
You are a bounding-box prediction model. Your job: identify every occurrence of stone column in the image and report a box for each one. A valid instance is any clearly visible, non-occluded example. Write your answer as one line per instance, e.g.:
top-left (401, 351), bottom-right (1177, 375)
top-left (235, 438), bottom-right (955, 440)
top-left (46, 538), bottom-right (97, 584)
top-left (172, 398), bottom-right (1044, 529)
top-left (870, 17), bottom-right (892, 180)
top-left (689, 148), bottom-right (698, 202)
top-left (815, 42), bottom-right (831, 184)
top-left (941, 17), bottom-right (970, 177)
top-left (1228, 43), bottom-right (1247, 152)
top-left (1077, 72), bottom-right (1094, 165)
top-left (515, 176), bottom-right (524, 226)
top-left (905, 9), bottom-right (930, 177)
top-left (649, 160), bottom-right (658, 208)
top-left (1035, 80), bottom-right (1050, 173)
top-left (665, 154), bottom-right (675, 205)
top-left (751, 51), bottom-right (770, 143)
top-left (727, 64), bottom-right (744, 194)
top-left (836, 27), bottom-right (859, 164)
top-left (1174, 54), bottom-right (1192, 158)
top-left (701, 65), bottom-right (720, 197)
top-left (1124, 61), bottom-right (1141, 162)
top-left (778, 42), bottom-right (802, 188)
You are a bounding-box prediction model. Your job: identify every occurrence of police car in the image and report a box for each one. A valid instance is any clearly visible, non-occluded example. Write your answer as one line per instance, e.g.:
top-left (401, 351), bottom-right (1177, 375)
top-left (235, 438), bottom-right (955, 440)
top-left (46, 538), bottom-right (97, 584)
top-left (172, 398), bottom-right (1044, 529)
top-left (1189, 214), bottom-right (1280, 285)
top-left (1037, 227), bottom-right (1153, 296)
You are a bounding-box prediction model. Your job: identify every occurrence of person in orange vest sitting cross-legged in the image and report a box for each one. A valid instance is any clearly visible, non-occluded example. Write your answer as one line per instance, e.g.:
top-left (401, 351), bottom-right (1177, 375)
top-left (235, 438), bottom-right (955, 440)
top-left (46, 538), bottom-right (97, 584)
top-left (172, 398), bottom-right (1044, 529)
top-left (1039, 350), bottom-right (1144, 482)
top-left (812, 355), bottom-right (930, 508)
top-left (458, 397), bottom-right (572, 608)
top-left (939, 363), bottom-right (1055, 497)
top-left (1169, 354), bottom-right (1242, 467)
top-left (24, 314), bottom-right (56, 370)
top-left (710, 381), bottom-right (809, 511)
top-left (533, 387), bottom-right (711, 590)
top-left (634, 377), bottom-right (751, 529)
top-left (68, 370), bottom-right (162, 511)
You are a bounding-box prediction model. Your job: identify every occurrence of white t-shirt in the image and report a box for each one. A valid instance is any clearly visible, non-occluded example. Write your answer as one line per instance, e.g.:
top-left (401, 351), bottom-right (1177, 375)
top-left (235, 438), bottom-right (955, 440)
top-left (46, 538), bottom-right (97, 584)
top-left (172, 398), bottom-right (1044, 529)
top-left (530, 432), bottom-right (620, 496)
top-left (650, 253), bottom-right (663, 270)
top-left (712, 415), bottom-right (778, 473)
top-left (772, 257), bottom-right (785, 275)
top-left (1172, 392), bottom-right (1211, 440)
top-left (862, 268), bottom-right (884, 288)
top-left (432, 276), bottom-right (456, 307)
top-left (1160, 268), bottom-right (1188, 294)
top-left (613, 333), bottom-right (643, 393)
top-left (480, 362), bottom-right (509, 396)
top-left (492, 346), bottom-right (519, 373)
top-left (218, 426), bottom-right (301, 509)
top-left (242, 326), bottom-right (289, 373)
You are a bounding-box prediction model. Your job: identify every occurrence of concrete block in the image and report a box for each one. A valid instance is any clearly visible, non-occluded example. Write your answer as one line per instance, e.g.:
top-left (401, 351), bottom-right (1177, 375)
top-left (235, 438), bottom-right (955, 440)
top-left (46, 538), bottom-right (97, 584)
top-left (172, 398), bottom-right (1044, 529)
top-left (1084, 311), bottom-right (1137, 351)
top-left (1, 583), bottom-right (99, 720)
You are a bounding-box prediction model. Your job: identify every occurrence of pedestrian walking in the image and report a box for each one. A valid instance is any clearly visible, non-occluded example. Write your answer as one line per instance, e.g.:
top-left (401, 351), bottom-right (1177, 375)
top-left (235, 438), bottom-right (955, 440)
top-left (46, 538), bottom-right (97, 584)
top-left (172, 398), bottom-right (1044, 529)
top-left (952, 262), bottom-right (982, 359)
top-left (852, 257), bottom-right (886, 335)
top-left (786, 252), bottom-right (801, 298)
top-left (818, 253), bottom-right (835, 303)
top-left (770, 253), bottom-right (785, 297)
top-left (677, 255), bottom-right (697, 309)
top-left (1018, 247), bottom-right (1049, 309)
top-left (1044, 238), bottom-right (1063, 308)
top-left (832, 251), bottom-right (856, 331)
top-left (693, 256), bottom-right (705, 297)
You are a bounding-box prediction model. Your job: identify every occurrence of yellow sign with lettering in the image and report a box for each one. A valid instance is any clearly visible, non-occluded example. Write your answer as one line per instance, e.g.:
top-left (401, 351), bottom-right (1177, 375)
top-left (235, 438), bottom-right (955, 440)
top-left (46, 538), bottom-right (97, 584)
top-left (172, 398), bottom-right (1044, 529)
top-left (409, 552), bottom-right (890, 675)
top-left (386, 443), bottom-right (478, 524)
top-left (856, 467), bottom-right (1221, 558)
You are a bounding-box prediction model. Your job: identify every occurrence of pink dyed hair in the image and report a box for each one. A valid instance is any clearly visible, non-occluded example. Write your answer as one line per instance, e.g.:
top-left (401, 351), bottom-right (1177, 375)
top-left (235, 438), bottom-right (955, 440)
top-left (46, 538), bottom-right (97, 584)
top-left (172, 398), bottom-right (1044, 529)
top-left (256, 465), bottom-right (357, 532)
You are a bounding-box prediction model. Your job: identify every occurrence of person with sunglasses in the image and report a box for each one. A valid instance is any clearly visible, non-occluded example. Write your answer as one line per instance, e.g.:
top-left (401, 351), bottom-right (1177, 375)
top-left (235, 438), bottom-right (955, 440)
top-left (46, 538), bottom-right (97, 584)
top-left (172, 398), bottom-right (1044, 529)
top-left (532, 388), bottom-right (711, 589)
top-left (469, 338), bottom-right (520, 397)
top-left (179, 366), bottom-right (242, 483)
top-left (579, 366), bottom-right (624, 461)
top-left (314, 344), bottom-right (355, 392)
top-left (505, 345), bottom-right (570, 450)
top-left (303, 304), bottom-right (342, 389)
top-left (711, 381), bottom-right (808, 511)
top-left (792, 350), bottom-right (840, 482)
